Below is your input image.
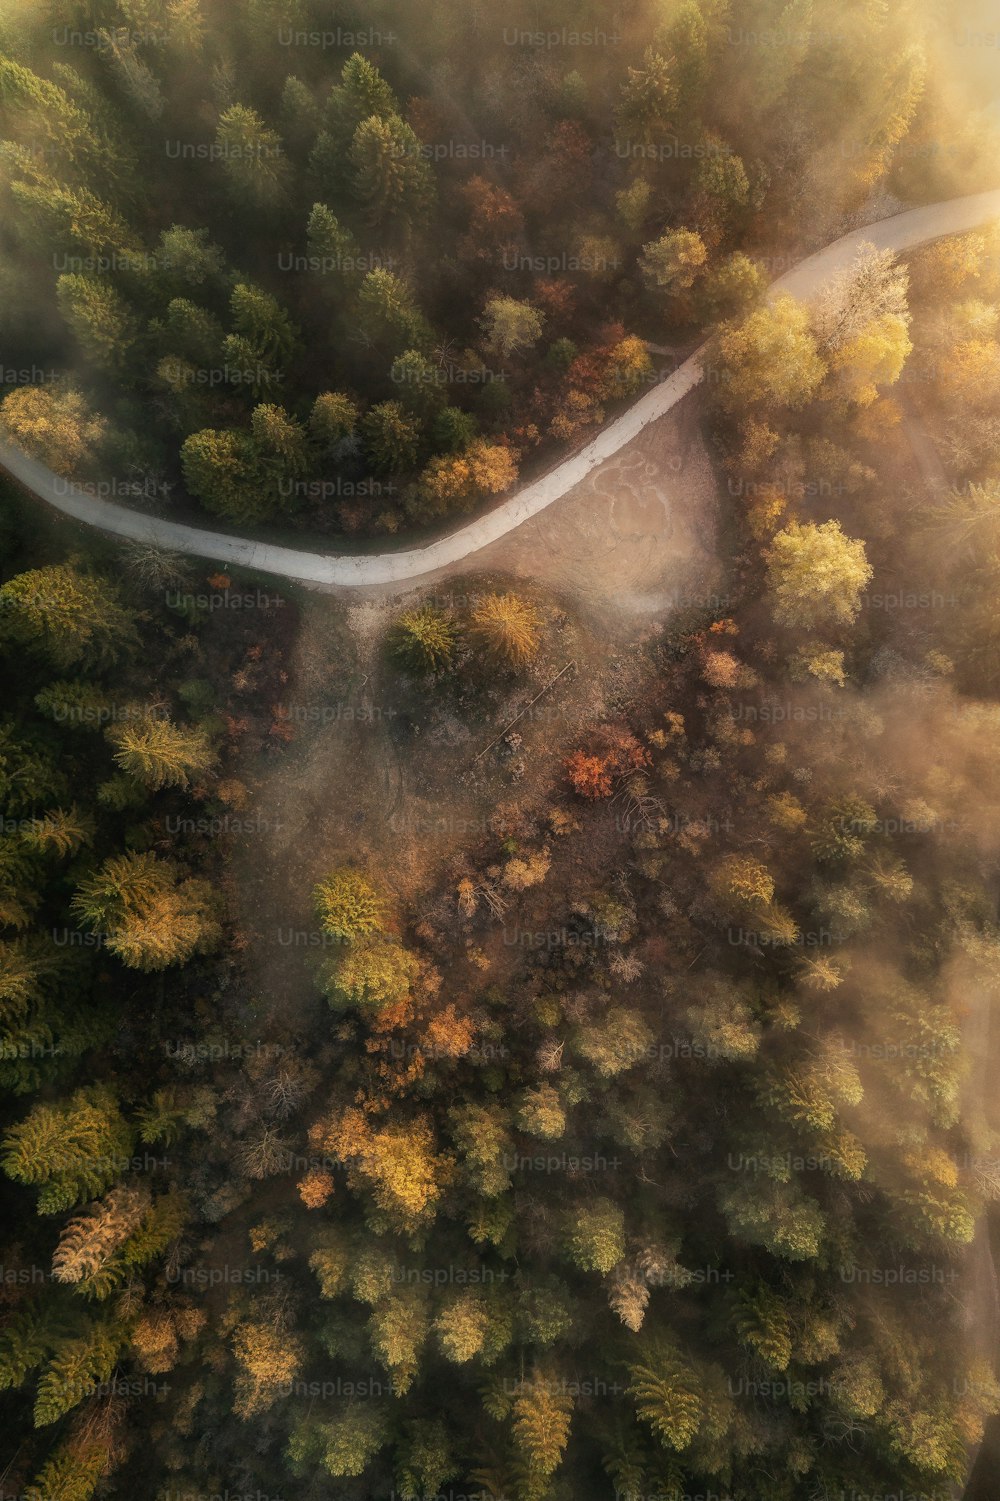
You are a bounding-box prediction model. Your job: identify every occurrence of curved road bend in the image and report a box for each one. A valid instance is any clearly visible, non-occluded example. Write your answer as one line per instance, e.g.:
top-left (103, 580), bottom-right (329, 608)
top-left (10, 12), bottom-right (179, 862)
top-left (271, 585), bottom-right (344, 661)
top-left (2, 187), bottom-right (999, 590)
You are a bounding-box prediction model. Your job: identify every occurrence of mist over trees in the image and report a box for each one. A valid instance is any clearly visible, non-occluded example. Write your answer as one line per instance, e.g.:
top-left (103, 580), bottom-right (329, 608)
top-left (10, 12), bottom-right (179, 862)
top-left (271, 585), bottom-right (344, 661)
top-left (0, 0), bottom-right (997, 536)
top-left (0, 2), bottom-right (999, 1499)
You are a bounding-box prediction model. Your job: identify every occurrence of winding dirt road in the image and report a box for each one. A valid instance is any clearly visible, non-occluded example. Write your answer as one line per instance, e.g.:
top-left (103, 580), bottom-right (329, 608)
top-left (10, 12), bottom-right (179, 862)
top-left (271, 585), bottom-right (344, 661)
top-left (2, 187), bottom-right (999, 590)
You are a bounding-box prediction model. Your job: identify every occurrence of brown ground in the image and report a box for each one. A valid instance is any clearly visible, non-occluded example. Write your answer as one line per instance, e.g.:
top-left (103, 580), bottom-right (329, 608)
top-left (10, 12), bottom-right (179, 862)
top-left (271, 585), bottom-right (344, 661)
top-left (227, 398), bottom-right (723, 1032)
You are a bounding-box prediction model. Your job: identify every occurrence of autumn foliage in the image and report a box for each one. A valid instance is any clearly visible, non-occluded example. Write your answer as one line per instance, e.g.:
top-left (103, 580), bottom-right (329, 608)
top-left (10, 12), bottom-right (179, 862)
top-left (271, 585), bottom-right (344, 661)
top-left (564, 726), bottom-right (651, 799)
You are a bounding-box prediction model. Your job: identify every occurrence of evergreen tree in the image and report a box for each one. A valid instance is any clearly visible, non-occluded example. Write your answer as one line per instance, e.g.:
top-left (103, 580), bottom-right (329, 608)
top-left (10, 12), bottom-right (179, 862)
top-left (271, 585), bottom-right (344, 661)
top-left (71, 852), bottom-right (220, 971)
top-left (733, 1284), bottom-right (793, 1371)
top-left (153, 226), bottom-right (224, 289)
top-left (162, 298), bottom-right (226, 365)
top-left (56, 275), bottom-right (136, 371)
top-left (325, 53), bottom-right (398, 151)
top-left (615, 48), bottom-right (677, 143)
top-left (310, 391), bottom-right (358, 449)
top-left (108, 716), bottom-right (216, 791)
top-left (34, 1320), bottom-right (120, 1426)
top-left (361, 402), bottom-right (421, 474)
top-left (469, 593), bottom-right (542, 668)
top-left (1, 1087), bottom-right (133, 1214)
top-left (25, 1439), bottom-right (108, 1501)
top-left (180, 427), bottom-right (262, 522)
top-left (627, 1340), bottom-right (704, 1453)
top-left (19, 806), bottom-right (93, 858)
top-left (313, 869), bottom-right (385, 941)
top-left (226, 281), bottom-right (300, 375)
top-left (563, 1198), bottom-right (625, 1273)
top-left (215, 104), bottom-right (286, 206)
top-left (0, 726), bottom-right (66, 814)
top-left (0, 565), bottom-right (137, 671)
top-left (349, 114), bottom-right (435, 232)
top-left (51, 1184), bottom-right (150, 1293)
top-left (388, 605), bottom-right (457, 674)
top-left (306, 201), bottom-right (360, 275)
top-left (512, 1373), bottom-right (573, 1485)
top-left (356, 268), bottom-right (433, 353)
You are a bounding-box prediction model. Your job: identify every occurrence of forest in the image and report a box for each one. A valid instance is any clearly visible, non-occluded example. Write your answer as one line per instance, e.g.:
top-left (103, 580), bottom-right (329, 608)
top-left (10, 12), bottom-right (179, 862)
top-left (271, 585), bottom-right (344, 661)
top-left (1, 1), bottom-right (1000, 1500)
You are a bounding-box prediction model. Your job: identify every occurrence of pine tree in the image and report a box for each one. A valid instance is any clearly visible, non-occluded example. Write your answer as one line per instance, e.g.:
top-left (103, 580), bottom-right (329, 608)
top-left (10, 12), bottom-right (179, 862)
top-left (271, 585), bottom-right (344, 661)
top-left (0, 1303), bottom-right (59, 1390)
top-left (627, 1340), bottom-right (703, 1452)
top-left (564, 1198), bottom-right (625, 1273)
top-left (0, 936), bottom-right (91, 1079)
top-left (153, 226), bottom-right (225, 291)
top-left (313, 868), bottom-right (385, 941)
top-left (163, 297), bottom-right (226, 364)
top-left (108, 716), bottom-right (215, 791)
top-left (101, 28), bottom-right (163, 119)
top-left (306, 202), bottom-right (360, 273)
top-left (512, 1372), bottom-right (573, 1482)
top-left (325, 52), bottom-right (398, 152)
top-left (0, 565), bottom-right (138, 671)
top-left (310, 390), bottom-right (358, 449)
top-left (6, 165), bottom-right (136, 260)
top-left (361, 401), bottom-right (421, 474)
top-left (34, 1321), bottom-right (119, 1426)
top-left (56, 275), bottom-right (136, 371)
top-left (706, 853), bottom-right (775, 919)
top-left (281, 75), bottom-right (321, 151)
top-left (391, 349), bottom-right (445, 418)
top-left (19, 807), bottom-right (94, 859)
top-left (470, 593), bottom-right (542, 668)
top-left (388, 606), bottom-right (457, 674)
top-left (0, 725), bottom-right (66, 814)
top-left (228, 281), bottom-right (300, 367)
top-left (0, 833), bottom-right (40, 932)
top-left (215, 104), bottom-right (286, 206)
top-left (1, 1087), bottom-right (133, 1213)
top-left (349, 113), bottom-right (435, 231)
top-left (810, 796), bottom-right (879, 863)
top-left (608, 1268), bottom-right (650, 1332)
top-left (319, 1407), bottom-right (388, 1477)
top-left (615, 48), bottom-right (677, 143)
top-left (396, 1419), bottom-right (456, 1501)
top-left (369, 1287), bottom-right (430, 1393)
top-left (0, 55), bottom-right (95, 169)
top-left (449, 1102), bottom-right (515, 1197)
top-left (71, 852), bottom-right (220, 971)
top-left (52, 1184), bottom-right (150, 1295)
top-left (251, 402), bottom-right (309, 503)
top-left (733, 1284), bottom-right (793, 1371)
top-left (25, 1438), bottom-right (110, 1501)
top-left (180, 428), bottom-right (262, 521)
top-left (356, 268), bottom-right (433, 353)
